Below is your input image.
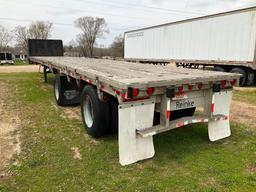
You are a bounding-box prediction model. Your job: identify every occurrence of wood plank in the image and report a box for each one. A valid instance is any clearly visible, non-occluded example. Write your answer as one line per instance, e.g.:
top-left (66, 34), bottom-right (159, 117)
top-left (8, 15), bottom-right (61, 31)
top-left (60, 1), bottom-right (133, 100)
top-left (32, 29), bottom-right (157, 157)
top-left (30, 57), bottom-right (240, 89)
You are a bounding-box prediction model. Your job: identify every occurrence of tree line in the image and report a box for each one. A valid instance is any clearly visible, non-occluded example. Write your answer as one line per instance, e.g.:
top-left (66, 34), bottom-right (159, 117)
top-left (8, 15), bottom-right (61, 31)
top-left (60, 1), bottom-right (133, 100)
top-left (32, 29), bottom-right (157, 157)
top-left (0, 17), bottom-right (124, 58)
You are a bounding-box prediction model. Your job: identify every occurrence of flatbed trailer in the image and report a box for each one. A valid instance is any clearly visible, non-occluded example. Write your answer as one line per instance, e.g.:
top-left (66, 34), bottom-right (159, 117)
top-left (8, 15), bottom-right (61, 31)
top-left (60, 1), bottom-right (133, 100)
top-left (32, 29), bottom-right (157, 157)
top-left (29, 40), bottom-right (240, 166)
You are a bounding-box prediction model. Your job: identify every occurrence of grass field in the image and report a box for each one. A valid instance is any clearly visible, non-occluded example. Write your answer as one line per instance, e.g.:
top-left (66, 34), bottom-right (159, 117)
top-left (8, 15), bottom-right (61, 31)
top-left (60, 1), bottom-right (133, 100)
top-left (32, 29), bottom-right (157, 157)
top-left (13, 60), bottom-right (29, 66)
top-left (233, 89), bottom-right (256, 105)
top-left (0, 73), bottom-right (255, 192)
top-left (0, 60), bottom-right (28, 66)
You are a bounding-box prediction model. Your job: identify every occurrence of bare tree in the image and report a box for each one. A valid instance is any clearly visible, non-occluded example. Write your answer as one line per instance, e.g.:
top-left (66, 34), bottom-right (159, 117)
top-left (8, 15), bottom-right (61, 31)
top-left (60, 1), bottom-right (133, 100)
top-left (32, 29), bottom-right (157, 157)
top-left (14, 26), bottom-right (29, 54)
top-left (0, 25), bottom-right (12, 52)
top-left (77, 34), bottom-right (88, 57)
top-left (28, 21), bottom-right (53, 39)
top-left (75, 17), bottom-right (108, 57)
top-left (111, 34), bottom-right (124, 58)
top-left (14, 21), bottom-right (53, 54)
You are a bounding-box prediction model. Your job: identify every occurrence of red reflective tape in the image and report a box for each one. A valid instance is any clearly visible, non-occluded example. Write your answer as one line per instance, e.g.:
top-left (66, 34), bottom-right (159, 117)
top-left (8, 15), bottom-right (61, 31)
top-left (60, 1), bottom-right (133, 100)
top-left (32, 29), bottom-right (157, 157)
top-left (176, 122), bottom-right (184, 128)
top-left (86, 79), bottom-right (92, 84)
top-left (122, 97), bottom-right (150, 102)
top-left (224, 116), bottom-right (229, 120)
top-left (211, 103), bottom-right (215, 113)
top-left (121, 93), bottom-right (126, 99)
top-left (188, 84), bottom-right (193, 91)
top-left (166, 111), bottom-right (170, 119)
top-left (115, 90), bottom-right (121, 95)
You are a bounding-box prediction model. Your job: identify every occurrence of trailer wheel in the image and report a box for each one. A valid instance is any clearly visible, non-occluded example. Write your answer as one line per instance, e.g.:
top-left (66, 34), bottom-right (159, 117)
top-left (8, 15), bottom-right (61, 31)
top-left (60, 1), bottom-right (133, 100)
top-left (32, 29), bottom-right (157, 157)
top-left (54, 75), bottom-right (64, 106)
top-left (246, 71), bottom-right (255, 86)
top-left (213, 66), bottom-right (226, 72)
top-left (230, 68), bottom-right (247, 87)
top-left (81, 85), bottom-right (110, 138)
top-left (108, 97), bottom-right (118, 133)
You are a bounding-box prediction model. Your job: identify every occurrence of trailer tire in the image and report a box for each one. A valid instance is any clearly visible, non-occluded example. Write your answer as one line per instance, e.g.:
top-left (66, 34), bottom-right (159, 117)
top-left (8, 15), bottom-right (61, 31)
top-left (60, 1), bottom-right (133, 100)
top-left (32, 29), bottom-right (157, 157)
top-left (230, 68), bottom-right (247, 87)
top-left (81, 85), bottom-right (110, 138)
top-left (54, 74), bottom-right (64, 106)
top-left (108, 97), bottom-right (118, 133)
top-left (246, 71), bottom-right (255, 86)
top-left (213, 66), bottom-right (226, 72)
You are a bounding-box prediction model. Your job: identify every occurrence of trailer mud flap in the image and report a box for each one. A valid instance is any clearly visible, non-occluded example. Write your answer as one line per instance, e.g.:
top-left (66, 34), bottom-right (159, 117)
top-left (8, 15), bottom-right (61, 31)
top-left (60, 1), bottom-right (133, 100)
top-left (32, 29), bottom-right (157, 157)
top-left (118, 100), bottom-right (155, 166)
top-left (208, 90), bottom-right (233, 141)
top-left (58, 75), bottom-right (81, 105)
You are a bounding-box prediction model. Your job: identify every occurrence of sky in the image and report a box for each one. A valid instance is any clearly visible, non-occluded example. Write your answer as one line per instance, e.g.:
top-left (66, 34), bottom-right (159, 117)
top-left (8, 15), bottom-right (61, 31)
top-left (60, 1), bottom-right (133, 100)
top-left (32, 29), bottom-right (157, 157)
top-left (0, 0), bottom-right (255, 47)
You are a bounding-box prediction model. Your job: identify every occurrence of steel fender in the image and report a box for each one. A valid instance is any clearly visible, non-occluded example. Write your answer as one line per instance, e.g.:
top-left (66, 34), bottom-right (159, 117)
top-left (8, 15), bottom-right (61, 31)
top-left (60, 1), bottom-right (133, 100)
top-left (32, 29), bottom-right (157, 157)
top-left (208, 90), bottom-right (233, 142)
top-left (118, 101), bottom-right (155, 166)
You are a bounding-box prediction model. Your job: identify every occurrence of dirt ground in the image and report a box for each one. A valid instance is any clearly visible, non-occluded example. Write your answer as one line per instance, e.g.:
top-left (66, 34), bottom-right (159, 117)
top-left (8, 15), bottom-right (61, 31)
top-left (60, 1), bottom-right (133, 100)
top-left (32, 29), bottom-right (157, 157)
top-left (234, 87), bottom-right (256, 92)
top-left (0, 83), bottom-right (21, 175)
top-left (230, 101), bottom-right (256, 127)
top-left (0, 65), bottom-right (39, 73)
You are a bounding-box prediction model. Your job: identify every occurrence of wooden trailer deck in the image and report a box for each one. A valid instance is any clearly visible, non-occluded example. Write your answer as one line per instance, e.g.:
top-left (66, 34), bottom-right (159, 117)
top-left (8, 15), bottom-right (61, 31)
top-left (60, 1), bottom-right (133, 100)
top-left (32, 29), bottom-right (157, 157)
top-left (30, 57), bottom-right (240, 89)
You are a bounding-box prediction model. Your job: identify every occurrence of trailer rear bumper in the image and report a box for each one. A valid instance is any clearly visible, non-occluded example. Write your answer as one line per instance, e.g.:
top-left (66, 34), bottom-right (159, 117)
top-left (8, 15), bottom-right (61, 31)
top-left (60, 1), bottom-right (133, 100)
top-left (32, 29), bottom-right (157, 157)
top-left (118, 89), bottom-right (233, 166)
top-left (137, 114), bottom-right (229, 138)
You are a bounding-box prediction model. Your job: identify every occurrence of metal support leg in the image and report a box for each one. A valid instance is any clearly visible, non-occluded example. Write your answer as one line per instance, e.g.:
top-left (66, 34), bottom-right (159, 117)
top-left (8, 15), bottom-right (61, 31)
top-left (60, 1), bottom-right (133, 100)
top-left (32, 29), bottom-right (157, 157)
top-left (43, 66), bottom-right (47, 83)
top-left (118, 100), bottom-right (155, 166)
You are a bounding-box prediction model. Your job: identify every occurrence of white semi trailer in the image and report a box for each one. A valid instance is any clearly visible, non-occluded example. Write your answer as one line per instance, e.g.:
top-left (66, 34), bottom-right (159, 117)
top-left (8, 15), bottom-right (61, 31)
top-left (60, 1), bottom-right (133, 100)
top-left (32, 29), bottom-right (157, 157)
top-left (124, 6), bottom-right (256, 87)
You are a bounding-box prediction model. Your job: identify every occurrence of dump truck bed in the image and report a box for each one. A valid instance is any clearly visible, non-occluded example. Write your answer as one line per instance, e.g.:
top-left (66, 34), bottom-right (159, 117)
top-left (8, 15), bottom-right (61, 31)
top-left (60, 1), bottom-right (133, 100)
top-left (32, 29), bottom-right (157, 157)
top-left (30, 56), bottom-right (239, 90)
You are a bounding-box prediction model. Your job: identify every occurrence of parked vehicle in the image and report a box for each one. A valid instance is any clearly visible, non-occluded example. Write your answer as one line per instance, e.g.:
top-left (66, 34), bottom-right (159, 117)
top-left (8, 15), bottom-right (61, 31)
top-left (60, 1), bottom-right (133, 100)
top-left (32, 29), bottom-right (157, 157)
top-left (124, 6), bottom-right (256, 86)
top-left (28, 39), bottom-right (239, 166)
top-left (0, 52), bottom-right (14, 64)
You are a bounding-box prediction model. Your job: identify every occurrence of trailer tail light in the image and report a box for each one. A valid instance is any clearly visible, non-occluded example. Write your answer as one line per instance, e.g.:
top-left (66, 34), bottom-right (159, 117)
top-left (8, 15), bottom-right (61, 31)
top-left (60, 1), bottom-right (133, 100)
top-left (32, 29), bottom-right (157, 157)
top-left (178, 86), bottom-right (183, 92)
top-left (188, 84), bottom-right (193, 91)
top-left (197, 83), bottom-right (203, 90)
top-left (147, 87), bottom-right (155, 95)
top-left (220, 80), bottom-right (226, 88)
top-left (230, 79), bottom-right (237, 86)
top-left (132, 88), bottom-right (139, 97)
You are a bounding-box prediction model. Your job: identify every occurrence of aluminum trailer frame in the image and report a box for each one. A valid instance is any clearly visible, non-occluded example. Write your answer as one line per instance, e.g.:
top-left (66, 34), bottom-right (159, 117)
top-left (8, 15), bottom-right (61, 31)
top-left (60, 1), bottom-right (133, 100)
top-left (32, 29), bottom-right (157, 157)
top-left (30, 56), bottom-right (240, 166)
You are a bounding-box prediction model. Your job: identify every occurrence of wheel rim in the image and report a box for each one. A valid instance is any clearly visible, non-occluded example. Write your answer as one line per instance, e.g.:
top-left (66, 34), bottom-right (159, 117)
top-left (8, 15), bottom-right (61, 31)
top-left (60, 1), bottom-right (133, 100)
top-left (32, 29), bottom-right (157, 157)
top-left (55, 80), bottom-right (60, 101)
top-left (83, 95), bottom-right (94, 128)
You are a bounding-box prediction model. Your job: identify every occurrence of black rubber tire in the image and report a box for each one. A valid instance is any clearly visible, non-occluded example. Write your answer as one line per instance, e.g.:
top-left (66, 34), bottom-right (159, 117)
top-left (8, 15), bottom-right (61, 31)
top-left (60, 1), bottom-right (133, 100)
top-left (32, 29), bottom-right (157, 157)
top-left (81, 85), bottom-right (110, 138)
top-left (54, 74), bottom-right (64, 106)
top-left (213, 66), bottom-right (226, 72)
top-left (108, 97), bottom-right (119, 133)
top-left (246, 71), bottom-right (255, 86)
top-left (229, 68), bottom-right (247, 87)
